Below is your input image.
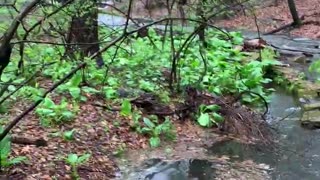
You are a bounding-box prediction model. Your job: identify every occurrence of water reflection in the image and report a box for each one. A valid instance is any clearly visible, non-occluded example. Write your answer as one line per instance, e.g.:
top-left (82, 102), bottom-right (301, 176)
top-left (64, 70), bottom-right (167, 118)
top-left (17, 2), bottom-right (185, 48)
top-left (208, 88), bottom-right (320, 180)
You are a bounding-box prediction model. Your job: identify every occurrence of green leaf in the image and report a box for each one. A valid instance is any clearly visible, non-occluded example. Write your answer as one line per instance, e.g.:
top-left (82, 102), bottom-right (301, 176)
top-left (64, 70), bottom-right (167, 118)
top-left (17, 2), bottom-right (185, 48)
top-left (212, 112), bottom-right (224, 123)
top-left (105, 88), bottom-right (117, 99)
top-left (8, 156), bottom-right (27, 165)
top-left (0, 135), bottom-right (11, 158)
top-left (43, 98), bottom-right (55, 108)
top-left (8, 85), bottom-right (16, 92)
top-left (77, 153), bottom-right (91, 164)
top-left (71, 73), bottom-right (82, 87)
top-left (0, 105), bottom-right (8, 114)
top-left (120, 99), bottom-right (131, 116)
top-left (197, 113), bottom-right (211, 127)
top-left (82, 87), bottom-right (99, 94)
top-left (205, 104), bottom-right (221, 112)
top-left (154, 125), bottom-right (163, 135)
top-left (36, 108), bottom-right (55, 116)
top-left (61, 111), bottom-right (74, 119)
top-left (67, 154), bottom-right (78, 165)
top-left (139, 80), bottom-right (156, 92)
top-left (63, 129), bottom-right (75, 141)
top-left (141, 127), bottom-right (152, 134)
top-left (143, 117), bottom-right (155, 128)
top-left (69, 87), bottom-right (81, 99)
top-left (80, 95), bottom-right (87, 102)
top-left (149, 137), bottom-right (160, 148)
top-left (199, 104), bottom-right (207, 113)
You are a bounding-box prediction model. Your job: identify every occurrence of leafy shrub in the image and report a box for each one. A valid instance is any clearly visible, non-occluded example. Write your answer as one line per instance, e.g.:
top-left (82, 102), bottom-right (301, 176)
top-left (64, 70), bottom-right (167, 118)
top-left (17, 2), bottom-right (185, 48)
top-left (0, 126), bottom-right (27, 169)
top-left (36, 97), bottom-right (77, 126)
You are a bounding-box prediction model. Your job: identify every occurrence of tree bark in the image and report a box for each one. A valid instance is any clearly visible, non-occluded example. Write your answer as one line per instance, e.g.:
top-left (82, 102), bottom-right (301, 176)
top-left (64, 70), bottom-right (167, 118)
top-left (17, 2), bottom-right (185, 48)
top-left (65, 0), bottom-right (104, 67)
top-left (287, 0), bottom-right (301, 26)
top-left (196, 0), bottom-right (207, 47)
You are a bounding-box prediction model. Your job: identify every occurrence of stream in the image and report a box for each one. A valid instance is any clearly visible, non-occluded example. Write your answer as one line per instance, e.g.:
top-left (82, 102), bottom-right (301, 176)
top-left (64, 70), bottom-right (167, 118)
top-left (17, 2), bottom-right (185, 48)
top-left (97, 14), bottom-right (320, 180)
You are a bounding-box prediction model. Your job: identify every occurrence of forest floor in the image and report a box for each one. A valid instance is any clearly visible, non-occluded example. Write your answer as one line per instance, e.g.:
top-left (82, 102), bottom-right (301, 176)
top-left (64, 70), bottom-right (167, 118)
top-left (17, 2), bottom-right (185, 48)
top-left (6, 94), bottom-right (214, 179)
top-left (216, 0), bottom-right (320, 39)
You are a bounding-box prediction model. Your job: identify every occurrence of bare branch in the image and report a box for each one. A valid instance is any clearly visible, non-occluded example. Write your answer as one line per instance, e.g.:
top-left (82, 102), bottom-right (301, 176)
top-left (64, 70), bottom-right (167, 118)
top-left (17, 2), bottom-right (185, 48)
top-left (0, 0), bottom-right (41, 49)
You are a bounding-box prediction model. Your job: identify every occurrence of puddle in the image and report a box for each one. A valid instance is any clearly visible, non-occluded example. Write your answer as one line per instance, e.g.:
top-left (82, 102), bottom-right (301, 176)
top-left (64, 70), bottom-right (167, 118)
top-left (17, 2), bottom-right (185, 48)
top-left (118, 158), bottom-right (215, 180)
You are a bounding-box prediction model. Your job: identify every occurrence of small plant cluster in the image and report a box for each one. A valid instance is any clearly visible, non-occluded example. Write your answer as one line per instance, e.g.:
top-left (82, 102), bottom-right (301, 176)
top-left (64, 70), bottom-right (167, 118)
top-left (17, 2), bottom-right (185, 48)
top-left (0, 126), bottom-right (27, 172)
top-left (35, 97), bottom-right (78, 127)
top-left (197, 104), bottom-right (224, 127)
top-left (121, 100), bottom-right (176, 148)
top-left (65, 153), bottom-right (91, 180)
top-left (49, 129), bottom-right (76, 141)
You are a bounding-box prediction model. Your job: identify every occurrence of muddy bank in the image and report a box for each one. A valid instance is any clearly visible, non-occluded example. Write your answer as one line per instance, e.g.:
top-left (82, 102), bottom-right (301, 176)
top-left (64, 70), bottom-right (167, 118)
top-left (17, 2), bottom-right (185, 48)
top-left (115, 123), bottom-right (272, 180)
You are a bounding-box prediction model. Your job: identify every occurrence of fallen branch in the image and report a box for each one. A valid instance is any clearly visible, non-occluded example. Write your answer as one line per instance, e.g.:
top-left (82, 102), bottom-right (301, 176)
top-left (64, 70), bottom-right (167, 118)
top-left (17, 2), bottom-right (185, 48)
top-left (0, 63), bottom-right (86, 141)
top-left (263, 22), bottom-right (294, 35)
top-left (264, 15), bottom-right (305, 35)
top-left (11, 136), bottom-right (47, 147)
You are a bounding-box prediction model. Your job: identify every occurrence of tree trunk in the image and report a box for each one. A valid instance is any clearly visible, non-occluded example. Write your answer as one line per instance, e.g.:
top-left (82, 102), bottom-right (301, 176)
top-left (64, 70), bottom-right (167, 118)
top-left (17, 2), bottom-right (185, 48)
top-left (196, 0), bottom-right (207, 47)
top-left (287, 0), bottom-right (301, 26)
top-left (65, 0), bottom-right (104, 67)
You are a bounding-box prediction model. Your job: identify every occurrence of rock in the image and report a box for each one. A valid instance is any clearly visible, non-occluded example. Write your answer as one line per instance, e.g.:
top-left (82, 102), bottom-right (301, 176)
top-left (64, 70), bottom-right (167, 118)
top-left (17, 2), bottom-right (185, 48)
top-left (273, 66), bottom-right (320, 98)
top-left (288, 55), bottom-right (309, 64)
top-left (293, 37), bottom-right (311, 41)
top-left (285, 107), bottom-right (301, 114)
top-left (299, 97), bottom-right (309, 104)
top-left (278, 49), bottom-right (304, 56)
top-left (303, 102), bottom-right (320, 111)
top-left (301, 110), bottom-right (320, 129)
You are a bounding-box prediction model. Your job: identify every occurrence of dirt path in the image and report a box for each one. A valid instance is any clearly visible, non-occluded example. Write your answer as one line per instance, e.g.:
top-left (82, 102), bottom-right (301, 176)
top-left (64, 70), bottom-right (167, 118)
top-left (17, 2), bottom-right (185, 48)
top-left (216, 0), bottom-right (320, 39)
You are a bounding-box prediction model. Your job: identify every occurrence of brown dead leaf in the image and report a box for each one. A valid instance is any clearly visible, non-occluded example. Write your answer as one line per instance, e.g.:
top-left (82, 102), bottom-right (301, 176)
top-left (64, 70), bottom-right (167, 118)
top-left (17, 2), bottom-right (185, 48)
top-left (40, 175), bottom-right (51, 180)
top-left (20, 145), bottom-right (32, 154)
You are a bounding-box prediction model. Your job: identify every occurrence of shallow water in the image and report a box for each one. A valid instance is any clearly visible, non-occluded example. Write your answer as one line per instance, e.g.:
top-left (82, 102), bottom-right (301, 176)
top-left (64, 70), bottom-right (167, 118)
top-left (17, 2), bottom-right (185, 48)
top-left (210, 87), bottom-right (320, 180)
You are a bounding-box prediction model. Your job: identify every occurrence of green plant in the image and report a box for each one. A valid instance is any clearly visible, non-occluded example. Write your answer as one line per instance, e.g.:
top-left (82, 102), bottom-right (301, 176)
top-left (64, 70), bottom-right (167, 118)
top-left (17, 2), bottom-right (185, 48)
top-left (140, 116), bottom-right (175, 148)
top-left (65, 153), bottom-right (91, 180)
top-left (57, 72), bottom-right (83, 101)
top-left (309, 59), bottom-right (320, 73)
top-left (197, 104), bottom-right (224, 128)
top-left (36, 97), bottom-right (77, 126)
top-left (0, 126), bottom-right (27, 170)
top-left (63, 129), bottom-right (76, 141)
top-left (120, 99), bottom-right (132, 116)
top-left (112, 143), bottom-right (126, 157)
top-left (16, 86), bottom-right (44, 102)
top-left (130, 112), bottom-right (142, 130)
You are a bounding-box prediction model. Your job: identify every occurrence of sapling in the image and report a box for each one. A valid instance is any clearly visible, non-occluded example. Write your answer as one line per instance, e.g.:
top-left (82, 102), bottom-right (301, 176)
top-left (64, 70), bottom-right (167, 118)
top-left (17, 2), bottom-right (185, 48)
top-left (65, 153), bottom-right (91, 180)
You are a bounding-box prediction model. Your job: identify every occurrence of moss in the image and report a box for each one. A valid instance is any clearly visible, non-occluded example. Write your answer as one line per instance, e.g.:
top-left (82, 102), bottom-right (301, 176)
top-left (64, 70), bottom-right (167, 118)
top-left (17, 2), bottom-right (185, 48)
top-left (271, 66), bottom-right (320, 98)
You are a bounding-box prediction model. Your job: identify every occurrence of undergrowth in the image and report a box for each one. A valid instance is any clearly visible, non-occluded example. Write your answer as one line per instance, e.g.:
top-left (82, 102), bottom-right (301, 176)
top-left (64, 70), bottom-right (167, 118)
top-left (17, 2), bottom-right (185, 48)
top-left (0, 27), bottom-right (280, 150)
